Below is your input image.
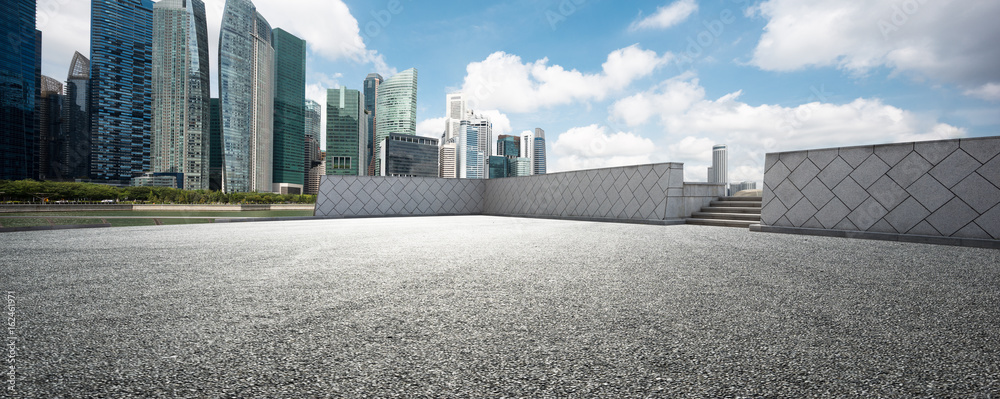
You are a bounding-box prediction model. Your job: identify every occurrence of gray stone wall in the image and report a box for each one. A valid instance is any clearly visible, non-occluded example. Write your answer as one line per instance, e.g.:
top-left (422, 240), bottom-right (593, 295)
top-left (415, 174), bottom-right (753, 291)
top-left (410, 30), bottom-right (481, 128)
top-left (761, 136), bottom-right (1000, 241)
top-left (315, 163), bottom-right (725, 223)
top-left (315, 177), bottom-right (486, 217)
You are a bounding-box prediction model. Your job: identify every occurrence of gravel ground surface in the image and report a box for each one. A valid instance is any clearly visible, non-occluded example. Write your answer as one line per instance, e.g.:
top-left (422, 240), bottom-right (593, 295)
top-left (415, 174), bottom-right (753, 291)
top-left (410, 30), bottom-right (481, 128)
top-left (2, 216), bottom-right (999, 398)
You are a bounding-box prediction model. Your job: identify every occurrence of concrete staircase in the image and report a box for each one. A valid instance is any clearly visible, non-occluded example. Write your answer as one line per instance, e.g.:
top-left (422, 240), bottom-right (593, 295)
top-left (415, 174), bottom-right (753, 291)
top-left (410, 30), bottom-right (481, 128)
top-left (686, 196), bottom-right (762, 228)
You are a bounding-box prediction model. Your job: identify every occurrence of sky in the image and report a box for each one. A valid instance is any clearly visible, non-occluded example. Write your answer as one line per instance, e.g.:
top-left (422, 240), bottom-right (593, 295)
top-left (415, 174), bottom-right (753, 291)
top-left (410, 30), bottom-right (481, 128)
top-left (37, 0), bottom-right (1000, 184)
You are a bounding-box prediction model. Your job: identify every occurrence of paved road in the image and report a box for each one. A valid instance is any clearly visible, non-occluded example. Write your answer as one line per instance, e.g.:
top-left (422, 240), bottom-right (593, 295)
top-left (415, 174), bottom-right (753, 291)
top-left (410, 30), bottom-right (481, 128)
top-left (2, 216), bottom-right (999, 397)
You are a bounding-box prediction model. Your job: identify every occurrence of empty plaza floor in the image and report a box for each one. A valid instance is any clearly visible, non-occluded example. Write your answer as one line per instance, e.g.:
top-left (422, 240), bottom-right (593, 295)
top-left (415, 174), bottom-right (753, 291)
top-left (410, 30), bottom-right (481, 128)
top-left (2, 216), bottom-right (999, 397)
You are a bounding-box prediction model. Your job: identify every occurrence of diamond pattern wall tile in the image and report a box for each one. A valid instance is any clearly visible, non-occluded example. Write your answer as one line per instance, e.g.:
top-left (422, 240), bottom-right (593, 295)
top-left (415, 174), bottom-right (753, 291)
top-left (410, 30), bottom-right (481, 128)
top-left (887, 152), bottom-right (932, 189)
top-left (915, 139), bottom-right (959, 165)
top-left (762, 199), bottom-right (788, 226)
top-left (833, 178), bottom-right (868, 210)
top-left (868, 176), bottom-right (908, 211)
top-left (907, 175), bottom-right (954, 212)
top-left (908, 221), bottom-right (940, 236)
top-left (926, 198), bottom-right (978, 236)
top-left (960, 137), bottom-right (1000, 164)
top-left (764, 161), bottom-right (791, 191)
top-left (929, 150), bottom-right (980, 188)
top-left (874, 143), bottom-right (913, 167)
top-left (850, 156), bottom-right (891, 189)
top-left (955, 223), bottom-right (992, 240)
top-left (786, 200), bottom-right (819, 227)
top-left (780, 151), bottom-right (808, 171)
top-left (808, 149), bottom-right (839, 169)
top-left (818, 157), bottom-right (853, 189)
top-left (789, 159), bottom-right (821, 190)
top-left (774, 180), bottom-right (805, 208)
top-left (978, 156), bottom-right (1000, 189)
top-left (834, 218), bottom-right (859, 231)
top-left (976, 206), bottom-right (1000, 240)
top-left (952, 173), bottom-right (1000, 214)
top-left (869, 219), bottom-right (898, 234)
top-left (765, 153), bottom-right (779, 173)
top-left (815, 198), bottom-right (851, 229)
top-left (884, 197), bottom-right (930, 234)
top-left (848, 197), bottom-right (888, 231)
top-left (840, 146), bottom-right (874, 168)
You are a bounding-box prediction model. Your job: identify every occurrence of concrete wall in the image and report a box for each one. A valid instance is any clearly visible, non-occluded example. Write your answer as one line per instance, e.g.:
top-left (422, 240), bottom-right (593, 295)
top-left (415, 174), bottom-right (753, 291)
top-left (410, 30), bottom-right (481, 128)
top-left (0, 204), bottom-right (315, 213)
top-left (315, 177), bottom-right (486, 218)
top-left (760, 136), bottom-right (1000, 244)
top-left (315, 163), bottom-right (726, 224)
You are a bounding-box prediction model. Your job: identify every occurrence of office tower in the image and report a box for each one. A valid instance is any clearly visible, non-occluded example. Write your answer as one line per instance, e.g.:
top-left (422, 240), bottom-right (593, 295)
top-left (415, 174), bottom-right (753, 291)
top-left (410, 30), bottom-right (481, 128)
top-left (731, 181), bottom-right (757, 194)
top-left (208, 98), bottom-right (222, 190)
top-left (533, 128), bottom-right (546, 175)
top-left (711, 144), bottom-right (728, 194)
top-left (151, 0), bottom-right (210, 190)
top-left (90, 0), bottom-right (154, 184)
top-left (311, 152), bottom-right (326, 194)
top-left (326, 87), bottom-right (366, 176)
top-left (444, 93), bottom-right (466, 142)
top-left (497, 135), bottom-right (520, 157)
top-left (489, 156), bottom-right (508, 179)
top-left (510, 157), bottom-right (531, 177)
top-left (459, 121), bottom-right (485, 179)
top-left (440, 139), bottom-right (457, 178)
top-left (363, 73), bottom-right (383, 175)
top-left (219, 0), bottom-right (274, 192)
top-left (520, 130), bottom-right (534, 175)
top-left (303, 99), bottom-right (322, 194)
top-left (54, 52), bottom-right (91, 181)
top-left (467, 112), bottom-right (493, 177)
top-left (374, 68), bottom-right (417, 174)
top-left (0, 0), bottom-right (37, 180)
top-left (270, 28), bottom-right (306, 194)
top-left (37, 76), bottom-right (63, 180)
top-left (380, 133), bottom-right (439, 177)
top-left (707, 167), bottom-right (713, 182)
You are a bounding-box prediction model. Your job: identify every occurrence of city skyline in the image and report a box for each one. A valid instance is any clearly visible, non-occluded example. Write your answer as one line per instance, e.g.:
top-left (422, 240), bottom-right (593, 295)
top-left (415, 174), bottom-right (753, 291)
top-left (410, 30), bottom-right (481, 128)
top-left (32, 0), bottom-right (1000, 185)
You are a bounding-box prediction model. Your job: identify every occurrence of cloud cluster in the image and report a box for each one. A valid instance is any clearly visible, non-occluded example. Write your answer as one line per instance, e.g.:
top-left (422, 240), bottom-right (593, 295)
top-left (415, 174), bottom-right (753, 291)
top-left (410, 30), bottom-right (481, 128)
top-left (630, 0), bottom-right (699, 31)
top-left (460, 45), bottom-right (671, 113)
top-left (552, 125), bottom-right (657, 172)
top-left (749, 0), bottom-right (1000, 95)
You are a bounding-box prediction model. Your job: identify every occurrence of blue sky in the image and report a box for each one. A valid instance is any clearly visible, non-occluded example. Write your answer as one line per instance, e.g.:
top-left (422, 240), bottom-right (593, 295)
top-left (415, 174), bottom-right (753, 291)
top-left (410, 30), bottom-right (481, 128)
top-left (38, 0), bottom-right (1000, 183)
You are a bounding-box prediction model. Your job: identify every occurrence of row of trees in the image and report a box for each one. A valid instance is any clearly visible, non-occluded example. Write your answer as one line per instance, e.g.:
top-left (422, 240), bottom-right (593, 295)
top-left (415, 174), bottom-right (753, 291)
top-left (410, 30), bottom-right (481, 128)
top-left (0, 180), bottom-right (316, 204)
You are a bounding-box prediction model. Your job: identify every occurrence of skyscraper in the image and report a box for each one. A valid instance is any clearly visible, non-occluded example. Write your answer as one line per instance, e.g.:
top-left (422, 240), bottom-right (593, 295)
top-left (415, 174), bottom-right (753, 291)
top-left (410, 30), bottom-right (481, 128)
top-left (533, 128), bottom-right (547, 175)
top-left (380, 133), bottom-right (439, 177)
top-left (467, 112), bottom-right (493, 178)
top-left (497, 135), bottom-right (520, 158)
top-left (444, 93), bottom-right (466, 142)
top-left (0, 0), bottom-right (38, 180)
top-left (326, 87), bottom-right (366, 177)
top-left (90, 0), bottom-right (154, 183)
top-left (374, 68), bottom-right (417, 174)
top-left (37, 76), bottom-right (63, 181)
top-left (459, 121), bottom-right (485, 179)
top-left (55, 52), bottom-right (91, 181)
top-left (520, 130), bottom-right (534, 175)
top-left (152, 0), bottom-right (210, 190)
top-left (710, 144), bottom-right (728, 193)
top-left (303, 99), bottom-right (322, 194)
top-left (219, 0), bottom-right (274, 192)
top-left (440, 139), bottom-right (457, 178)
top-left (208, 98), bottom-right (222, 190)
top-left (363, 73), bottom-right (383, 175)
top-left (271, 28), bottom-right (306, 194)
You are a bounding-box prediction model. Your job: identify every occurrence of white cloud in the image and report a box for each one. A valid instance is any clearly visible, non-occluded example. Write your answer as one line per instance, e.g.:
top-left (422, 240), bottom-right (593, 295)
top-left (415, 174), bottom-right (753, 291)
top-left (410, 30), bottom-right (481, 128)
top-left (964, 83), bottom-right (1000, 102)
top-left (630, 0), bottom-right (698, 31)
top-left (461, 45), bottom-right (672, 113)
top-left (748, 0), bottom-right (1000, 91)
top-left (610, 74), bottom-right (705, 126)
top-left (416, 117), bottom-right (447, 139)
top-left (551, 125), bottom-right (656, 172)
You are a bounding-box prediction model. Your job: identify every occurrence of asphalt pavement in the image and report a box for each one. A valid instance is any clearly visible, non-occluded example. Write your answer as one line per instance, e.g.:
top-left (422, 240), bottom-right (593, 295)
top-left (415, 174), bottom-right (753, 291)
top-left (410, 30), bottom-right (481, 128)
top-left (2, 216), bottom-right (998, 397)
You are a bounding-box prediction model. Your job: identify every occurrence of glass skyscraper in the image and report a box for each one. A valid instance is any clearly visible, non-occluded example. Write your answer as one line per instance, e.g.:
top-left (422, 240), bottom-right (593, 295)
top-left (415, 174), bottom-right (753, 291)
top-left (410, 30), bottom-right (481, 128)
top-left (303, 99), bottom-right (322, 194)
top-left (533, 128), bottom-right (547, 175)
top-left (208, 98), bottom-right (222, 191)
top-left (374, 68), bottom-right (417, 175)
top-left (53, 52), bottom-right (91, 181)
top-left (381, 133), bottom-right (439, 177)
top-left (90, 0), bottom-right (154, 184)
top-left (37, 76), bottom-right (63, 181)
top-left (219, 0), bottom-right (274, 193)
top-left (326, 87), bottom-right (366, 177)
top-left (489, 156), bottom-right (508, 179)
top-left (0, 0), bottom-right (38, 180)
top-left (152, 0), bottom-right (210, 190)
top-left (460, 121), bottom-right (485, 179)
top-left (363, 73), bottom-right (383, 175)
top-left (271, 28), bottom-right (306, 193)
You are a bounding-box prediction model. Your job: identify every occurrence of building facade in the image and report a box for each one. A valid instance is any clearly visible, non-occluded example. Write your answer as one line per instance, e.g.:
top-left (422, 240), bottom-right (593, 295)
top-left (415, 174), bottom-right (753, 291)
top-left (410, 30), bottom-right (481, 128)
top-left (363, 73), bottom-right (383, 175)
top-left (271, 28), bottom-right (305, 194)
top-left (374, 68), bottom-right (417, 174)
top-left (208, 98), bottom-right (222, 190)
top-left (0, 0), bottom-right (37, 181)
top-left (497, 135), bottom-right (520, 157)
top-left (380, 133), bottom-right (439, 177)
top-left (731, 181), bottom-right (757, 194)
top-left (90, 0), bottom-right (154, 184)
top-left (151, 0), bottom-right (210, 190)
top-left (53, 52), bottom-right (91, 181)
top-left (440, 139), bottom-right (457, 179)
top-left (533, 128), bottom-right (546, 175)
top-left (520, 130), bottom-right (534, 175)
top-left (219, 0), bottom-right (274, 192)
top-left (326, 87), bottom-right (366, 177)
top-left (489, 156), bottom-right (507, 179)
top-left (710, 144), bottom-right (728, 192)
top-left (37, 76), bottom-right (63, 181)
top-left (460, 121), bottom-right (485, 179)
top-left (303, 99), bottom-right (322, 194)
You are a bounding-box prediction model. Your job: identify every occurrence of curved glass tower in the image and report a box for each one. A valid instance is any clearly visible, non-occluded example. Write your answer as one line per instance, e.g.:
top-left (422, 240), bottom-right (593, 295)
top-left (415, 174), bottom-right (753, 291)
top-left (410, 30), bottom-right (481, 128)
top-left (0, 0), bottom-right (37, 180)
top-left (219, 0), bottom-right (273, 193)
top-left (374, 68), bottom-right (417, 175)
top-left (363, 73), bottom-right (383, 175)
top-left (152, 0), bottom-right (210, 190)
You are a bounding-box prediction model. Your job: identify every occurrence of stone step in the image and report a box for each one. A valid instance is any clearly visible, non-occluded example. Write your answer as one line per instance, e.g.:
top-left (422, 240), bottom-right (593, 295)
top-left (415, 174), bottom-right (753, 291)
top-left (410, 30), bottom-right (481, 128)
top-left (690, 212), bottom-right (762, 221)
top-left (720, 196), bottom-right (763, 202)
top-left (685, 218), bottom-right (758, 228)
top-left (711, 201), bottom-right (762, 208)
top-left (700, 206), bottom-right (763, 214)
